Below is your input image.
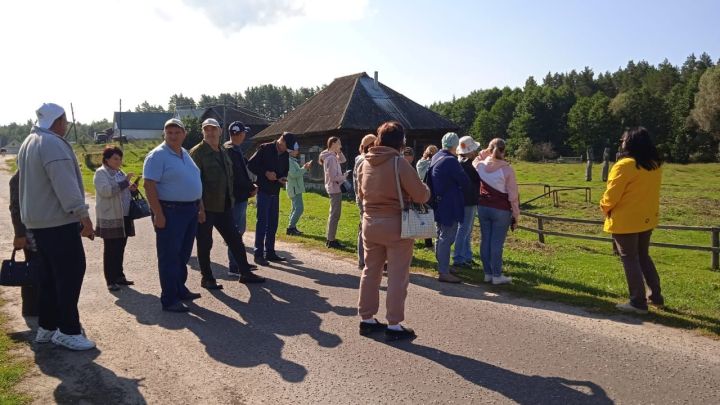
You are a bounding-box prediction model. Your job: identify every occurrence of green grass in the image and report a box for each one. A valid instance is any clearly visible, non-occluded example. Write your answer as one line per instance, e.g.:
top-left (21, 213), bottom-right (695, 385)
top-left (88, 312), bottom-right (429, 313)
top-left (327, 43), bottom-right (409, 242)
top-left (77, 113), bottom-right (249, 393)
top-left (5, 143), bottom-right (720, 335)
top-left (0, 301), bottom-right (29, 405)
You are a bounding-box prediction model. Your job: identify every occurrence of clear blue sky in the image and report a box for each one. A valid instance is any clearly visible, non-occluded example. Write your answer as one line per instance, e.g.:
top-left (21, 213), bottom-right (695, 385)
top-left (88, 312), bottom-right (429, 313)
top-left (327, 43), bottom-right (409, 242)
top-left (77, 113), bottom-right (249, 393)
top-left (1, 0), bottom-right (719, 124)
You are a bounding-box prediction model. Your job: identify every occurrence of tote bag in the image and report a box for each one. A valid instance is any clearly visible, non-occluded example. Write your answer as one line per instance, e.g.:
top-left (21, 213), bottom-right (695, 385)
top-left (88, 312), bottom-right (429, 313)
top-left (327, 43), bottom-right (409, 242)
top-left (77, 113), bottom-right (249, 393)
top-left (395, 157), bottom-right (436, 239)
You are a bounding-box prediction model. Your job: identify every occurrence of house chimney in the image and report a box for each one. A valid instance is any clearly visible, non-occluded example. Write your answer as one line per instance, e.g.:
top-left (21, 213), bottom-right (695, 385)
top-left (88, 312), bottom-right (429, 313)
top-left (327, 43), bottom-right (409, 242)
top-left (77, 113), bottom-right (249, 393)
top-left (374, 71), bottom-right (378, 88)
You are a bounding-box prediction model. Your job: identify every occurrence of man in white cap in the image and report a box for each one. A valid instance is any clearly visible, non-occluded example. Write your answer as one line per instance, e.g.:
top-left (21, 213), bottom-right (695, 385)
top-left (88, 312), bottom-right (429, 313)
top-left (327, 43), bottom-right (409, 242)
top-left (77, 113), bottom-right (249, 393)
top-left (454, 135), bottom-right (482, 268)
top-left (428, 132), bottom-right (471, 283)
top-left (190, 118), bottom-right (265, 288)
top-left (17, 103), bottom-right (96, 350)
top-left (143, 118), bottom-right (204, 312)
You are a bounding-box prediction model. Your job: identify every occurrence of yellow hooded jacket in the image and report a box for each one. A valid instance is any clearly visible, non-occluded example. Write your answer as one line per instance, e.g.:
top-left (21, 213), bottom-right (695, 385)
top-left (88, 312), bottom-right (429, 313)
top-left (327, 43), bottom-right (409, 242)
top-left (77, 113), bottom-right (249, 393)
top-left (600, 157), bottom-right (662, 234)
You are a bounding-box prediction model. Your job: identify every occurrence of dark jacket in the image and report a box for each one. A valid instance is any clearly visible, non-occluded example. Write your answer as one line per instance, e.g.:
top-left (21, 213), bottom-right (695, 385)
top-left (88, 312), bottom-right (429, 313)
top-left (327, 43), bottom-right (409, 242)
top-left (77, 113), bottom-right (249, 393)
top-left (460, 157), bottom-right (481, 206)
top-left (9, 171), bottom-right (26, 237)
top-left (247, 141), bottom-right (289, 195)
top-left (429, 150), bottom-right (471, 226)
top-left (224, 141), bottom-right (256, 203)
top-left (189, 141), bottom-right (234, 213)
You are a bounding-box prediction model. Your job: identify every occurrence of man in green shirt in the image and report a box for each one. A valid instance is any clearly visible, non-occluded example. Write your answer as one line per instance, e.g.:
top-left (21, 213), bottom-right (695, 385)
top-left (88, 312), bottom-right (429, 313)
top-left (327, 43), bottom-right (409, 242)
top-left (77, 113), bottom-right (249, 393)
top-left (190, 119), bottom-right (265, 288)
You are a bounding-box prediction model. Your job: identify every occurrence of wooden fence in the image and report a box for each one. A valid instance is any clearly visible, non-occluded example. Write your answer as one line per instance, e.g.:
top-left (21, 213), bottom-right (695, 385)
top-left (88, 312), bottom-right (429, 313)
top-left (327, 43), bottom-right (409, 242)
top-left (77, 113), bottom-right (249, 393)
top-left (517, 211), bottom-right (720, 270)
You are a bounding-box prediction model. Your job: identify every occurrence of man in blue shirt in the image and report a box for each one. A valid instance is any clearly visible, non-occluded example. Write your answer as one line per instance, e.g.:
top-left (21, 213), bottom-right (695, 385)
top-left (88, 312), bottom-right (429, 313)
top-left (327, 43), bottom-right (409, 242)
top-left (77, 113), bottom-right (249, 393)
top-left (143, 118), bottom-right (204, 312)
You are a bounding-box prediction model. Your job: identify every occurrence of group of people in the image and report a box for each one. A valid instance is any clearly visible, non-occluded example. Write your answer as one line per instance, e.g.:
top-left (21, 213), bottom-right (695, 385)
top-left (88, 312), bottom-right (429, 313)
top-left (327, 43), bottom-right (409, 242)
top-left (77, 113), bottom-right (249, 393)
top-left (9, 101), bottom-right (666, 349)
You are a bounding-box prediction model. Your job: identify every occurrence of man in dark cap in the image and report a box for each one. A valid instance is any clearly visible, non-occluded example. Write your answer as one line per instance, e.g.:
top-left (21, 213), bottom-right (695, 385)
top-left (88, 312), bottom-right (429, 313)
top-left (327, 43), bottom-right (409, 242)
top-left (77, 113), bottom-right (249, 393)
top-left (247, 132), bottom-right (295, 266)
top-left (224, 121), bottom-right (258, 276)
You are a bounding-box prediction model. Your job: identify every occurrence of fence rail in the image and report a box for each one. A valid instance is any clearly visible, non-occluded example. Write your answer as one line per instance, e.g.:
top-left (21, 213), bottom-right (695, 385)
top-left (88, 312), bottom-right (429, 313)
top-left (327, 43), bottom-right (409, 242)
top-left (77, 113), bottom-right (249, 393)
top-left (518, 183), bottom-right (592, 207)
top-left (518, 211), bottom-right (720, 270)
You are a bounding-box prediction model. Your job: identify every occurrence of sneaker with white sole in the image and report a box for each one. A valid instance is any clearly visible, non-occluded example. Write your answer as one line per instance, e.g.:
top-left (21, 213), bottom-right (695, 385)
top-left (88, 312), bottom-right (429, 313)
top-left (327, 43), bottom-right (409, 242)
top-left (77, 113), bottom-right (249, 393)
top-left (483, 275), bottom-right (493, 283)
top-left (35, 327), bottom-right (57, 343)
top-left (51, 331), bottom-right (96, 351)
top-left (492, 275), bottom-right (512, 285)
top-left (616, 302), bottom-right (648, 314)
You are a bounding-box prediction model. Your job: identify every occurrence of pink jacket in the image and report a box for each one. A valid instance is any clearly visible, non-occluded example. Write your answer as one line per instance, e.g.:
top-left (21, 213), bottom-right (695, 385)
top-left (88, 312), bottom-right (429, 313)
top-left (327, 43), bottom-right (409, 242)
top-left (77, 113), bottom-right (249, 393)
top-left (473, 151), bottom-right (520, 221)
top-left (320, 149), bottom-right (347, 194)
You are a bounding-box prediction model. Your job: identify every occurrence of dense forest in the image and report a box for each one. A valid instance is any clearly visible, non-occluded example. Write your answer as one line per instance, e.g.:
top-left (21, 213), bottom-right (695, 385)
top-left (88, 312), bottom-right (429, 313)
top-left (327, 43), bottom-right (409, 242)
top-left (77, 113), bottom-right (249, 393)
top-left (430, 53), bottom-right (720, 162)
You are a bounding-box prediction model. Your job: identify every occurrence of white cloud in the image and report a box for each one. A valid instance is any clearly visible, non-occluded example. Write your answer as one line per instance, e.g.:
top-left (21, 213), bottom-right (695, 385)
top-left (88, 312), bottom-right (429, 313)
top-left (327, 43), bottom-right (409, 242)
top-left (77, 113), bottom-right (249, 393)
top-left (181, 0), bottom-right (368, 33)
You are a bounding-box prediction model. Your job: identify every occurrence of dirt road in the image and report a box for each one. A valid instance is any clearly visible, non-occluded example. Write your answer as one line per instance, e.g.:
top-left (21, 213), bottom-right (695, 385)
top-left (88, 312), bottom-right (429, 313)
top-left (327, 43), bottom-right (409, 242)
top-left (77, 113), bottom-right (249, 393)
top-left (1, 165), bottom-right (718, 404)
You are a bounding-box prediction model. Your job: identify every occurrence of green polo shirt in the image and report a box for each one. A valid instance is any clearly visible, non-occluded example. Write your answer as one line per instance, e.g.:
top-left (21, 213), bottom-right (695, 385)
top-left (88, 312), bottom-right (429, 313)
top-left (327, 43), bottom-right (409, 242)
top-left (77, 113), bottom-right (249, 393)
top-left (189, 141), bottom-right (234, 213)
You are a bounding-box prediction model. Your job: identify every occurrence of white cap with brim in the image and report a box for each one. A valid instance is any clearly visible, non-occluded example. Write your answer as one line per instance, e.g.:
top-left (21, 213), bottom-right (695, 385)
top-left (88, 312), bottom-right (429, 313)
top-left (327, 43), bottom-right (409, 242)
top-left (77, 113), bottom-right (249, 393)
top-left (164, 118), bottom-right (185, 130)
top-left (36, 103), bottom-right (65, 129)
top-left (202, 118), bottom-right (221, 128)
top-left (457, 135), bottom-right (480, 155)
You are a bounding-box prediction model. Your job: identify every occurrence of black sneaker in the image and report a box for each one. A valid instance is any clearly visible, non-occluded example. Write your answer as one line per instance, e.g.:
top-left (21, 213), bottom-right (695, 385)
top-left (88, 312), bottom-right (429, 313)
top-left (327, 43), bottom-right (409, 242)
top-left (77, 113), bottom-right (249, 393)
top-left (359, 319), bottom-right (387, 336)
top-left (254, 256), bottom-right (270, 266)
top-left (107, 283), bottom-right (121, 292)
top-left (239, 273), bottom-right (266, 284)
top-left (180, 292), bottom-right (201, 301)
top-left (385, 326), bottom-right (416, 342)
top-left (201, 279), bottom-right (223, 290)
top-left (265, 253), bottom-right (287, 262)
top-left (115, 278), bottom-right (135, 286)
top-left (227, 268), bottom-right (241, 278)
top-left (326, 240), bottom-right (344, 249)
top-left (286, 227), bottom-right (302, 236)
top-left (163, 302), bottom-right (190, 313)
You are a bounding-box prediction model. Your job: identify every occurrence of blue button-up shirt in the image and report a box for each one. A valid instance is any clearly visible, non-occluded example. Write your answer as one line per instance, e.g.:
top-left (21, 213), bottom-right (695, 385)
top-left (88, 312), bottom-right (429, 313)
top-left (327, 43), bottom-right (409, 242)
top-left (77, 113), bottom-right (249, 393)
top-left (143, 142), bottom-right (202, 202)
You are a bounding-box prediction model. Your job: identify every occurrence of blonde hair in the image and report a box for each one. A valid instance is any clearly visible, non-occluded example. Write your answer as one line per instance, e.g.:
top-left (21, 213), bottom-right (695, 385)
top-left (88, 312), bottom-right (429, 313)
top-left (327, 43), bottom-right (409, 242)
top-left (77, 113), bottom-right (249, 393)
top-left (422, 145), bottom-right (438, 159)
top-left (359, 134), bottom-right (377, 154)
top-left (489, 138), bottom-right (506, 159)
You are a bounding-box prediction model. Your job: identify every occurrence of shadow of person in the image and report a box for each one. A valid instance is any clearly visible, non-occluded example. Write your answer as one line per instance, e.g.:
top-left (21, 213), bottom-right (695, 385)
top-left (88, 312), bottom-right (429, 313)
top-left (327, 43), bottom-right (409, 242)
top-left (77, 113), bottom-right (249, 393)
top-left (113, 288), bottom-right (308, 383)
top-left (209, 278), bottom-right (354, 349)
top-left (9, 331), bottom-right (146, 405)
top-left (383, 340), bottom-right (614, 404)
top-left (270, 252), bottom-right (362, 290)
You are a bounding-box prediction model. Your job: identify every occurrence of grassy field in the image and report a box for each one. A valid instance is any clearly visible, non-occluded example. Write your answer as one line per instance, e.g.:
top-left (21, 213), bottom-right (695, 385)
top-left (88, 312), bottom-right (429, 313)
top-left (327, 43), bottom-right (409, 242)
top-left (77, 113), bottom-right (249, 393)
top-left (4, 143), bottom-right (720, 336)
top-left (0, 306), bottom-right (28, 404)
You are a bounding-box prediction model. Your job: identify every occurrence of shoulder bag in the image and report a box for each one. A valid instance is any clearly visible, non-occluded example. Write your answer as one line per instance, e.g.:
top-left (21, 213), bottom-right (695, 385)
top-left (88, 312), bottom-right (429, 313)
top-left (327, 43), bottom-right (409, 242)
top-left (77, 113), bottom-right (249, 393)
top-left (395, 157), bottom-right (436, 239)
top-left (129, 191), bottom-right (152, 220)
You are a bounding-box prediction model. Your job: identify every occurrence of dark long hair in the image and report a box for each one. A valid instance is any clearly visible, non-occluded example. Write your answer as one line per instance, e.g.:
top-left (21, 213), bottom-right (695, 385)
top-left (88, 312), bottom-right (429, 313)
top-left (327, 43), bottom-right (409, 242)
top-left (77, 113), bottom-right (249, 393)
top-left (620, 127), bottom-right (662, 171)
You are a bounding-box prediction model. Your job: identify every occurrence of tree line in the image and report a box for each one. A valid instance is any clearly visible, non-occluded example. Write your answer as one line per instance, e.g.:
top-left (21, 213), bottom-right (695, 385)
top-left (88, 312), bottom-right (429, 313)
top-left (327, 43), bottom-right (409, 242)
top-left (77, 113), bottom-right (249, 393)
top-left (430, 53), bottom-right (720, 163)
top-left (135, 84), bottom-right (322, 120)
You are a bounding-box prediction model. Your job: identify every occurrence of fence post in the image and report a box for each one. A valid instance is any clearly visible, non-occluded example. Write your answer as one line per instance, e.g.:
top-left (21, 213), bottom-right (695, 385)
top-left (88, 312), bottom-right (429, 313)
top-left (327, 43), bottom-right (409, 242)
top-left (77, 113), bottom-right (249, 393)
top-left (712, 228), bottom-right (719, 270)
top-left (537, 217), bottom-right (545, 244)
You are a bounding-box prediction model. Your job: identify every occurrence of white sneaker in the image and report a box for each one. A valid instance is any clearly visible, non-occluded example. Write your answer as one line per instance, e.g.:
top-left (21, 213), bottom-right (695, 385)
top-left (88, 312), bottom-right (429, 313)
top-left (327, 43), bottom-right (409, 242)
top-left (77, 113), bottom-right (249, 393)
top-left (51, 331), bottom-right (96, 351)
top-left (483, 275), bottom-right (493, 283)
top-left (492, 275), bottom-right (512, 285)
top-left (35, 327), bottom-right (57, 343)
top-left (616, 302), bottom-right (648, 315)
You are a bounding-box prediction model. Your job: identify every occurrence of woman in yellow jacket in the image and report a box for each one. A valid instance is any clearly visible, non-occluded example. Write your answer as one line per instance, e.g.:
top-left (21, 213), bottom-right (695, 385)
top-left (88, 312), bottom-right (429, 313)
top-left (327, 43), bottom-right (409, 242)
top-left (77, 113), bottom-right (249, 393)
top-left (600, 127), bottom-right (664, 314)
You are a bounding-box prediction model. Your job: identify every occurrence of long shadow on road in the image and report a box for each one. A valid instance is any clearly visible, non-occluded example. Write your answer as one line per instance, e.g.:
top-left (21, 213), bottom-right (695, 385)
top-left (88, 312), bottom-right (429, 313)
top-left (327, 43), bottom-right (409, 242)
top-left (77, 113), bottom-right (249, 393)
top-left (383, 339), bottom-right (614, 404)
top-left (113, 287), bottom-right (311, 382)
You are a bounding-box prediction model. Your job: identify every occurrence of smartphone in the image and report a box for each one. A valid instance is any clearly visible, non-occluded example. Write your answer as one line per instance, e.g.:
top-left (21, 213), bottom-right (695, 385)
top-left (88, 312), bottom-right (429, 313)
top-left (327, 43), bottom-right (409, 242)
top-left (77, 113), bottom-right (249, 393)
top-left (133, 175), bottom-right (142, 185)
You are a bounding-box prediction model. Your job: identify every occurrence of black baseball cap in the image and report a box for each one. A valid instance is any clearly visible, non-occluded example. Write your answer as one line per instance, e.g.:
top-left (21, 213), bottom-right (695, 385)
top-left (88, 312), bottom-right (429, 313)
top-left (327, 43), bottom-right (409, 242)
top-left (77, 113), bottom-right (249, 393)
top-left (282, 132), bottom-right (299, 151)
top-left (228, 121), bottom-right (250, 134)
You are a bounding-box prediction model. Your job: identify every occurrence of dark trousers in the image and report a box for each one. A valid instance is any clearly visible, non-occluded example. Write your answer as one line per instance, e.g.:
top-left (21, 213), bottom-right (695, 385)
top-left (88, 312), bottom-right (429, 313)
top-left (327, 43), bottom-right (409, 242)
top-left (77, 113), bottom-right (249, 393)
top-left (102, 217), bottom-right (132, 285)
top-left (612, 230), bottom-right (664, 309)
top-left (196, 209), bottom-right (251, 279)
top-left (254, 191), bottom-right (279, 258)
top-left (32, 223), bottom-right (86, 335)
top-left (155, 202), bottom-right (197, 308)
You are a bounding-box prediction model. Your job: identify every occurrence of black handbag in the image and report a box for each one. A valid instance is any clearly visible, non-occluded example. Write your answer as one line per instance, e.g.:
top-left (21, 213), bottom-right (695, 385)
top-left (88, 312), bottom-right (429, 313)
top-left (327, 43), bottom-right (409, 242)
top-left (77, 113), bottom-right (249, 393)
top-left (1, 249), bottom-right (39, 287)
top-left (128, 191), bottom-right (152, 220)
top-left (340, 180), bottom-right (352, 194)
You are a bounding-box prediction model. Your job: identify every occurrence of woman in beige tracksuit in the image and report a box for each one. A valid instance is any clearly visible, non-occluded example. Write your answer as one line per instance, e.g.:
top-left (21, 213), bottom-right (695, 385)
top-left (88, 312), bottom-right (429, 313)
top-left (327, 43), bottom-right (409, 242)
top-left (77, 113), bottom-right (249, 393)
top-left (356, 121), bottom-right (430, 342)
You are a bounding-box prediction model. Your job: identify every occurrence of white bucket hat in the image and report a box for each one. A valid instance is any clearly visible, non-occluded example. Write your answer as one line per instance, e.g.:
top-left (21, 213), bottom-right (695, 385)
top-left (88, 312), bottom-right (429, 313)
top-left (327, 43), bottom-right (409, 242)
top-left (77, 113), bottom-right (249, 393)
top-left (457, 135), bottom-right (480, 155)
top-left (36, 103), bottom-right (66, 129)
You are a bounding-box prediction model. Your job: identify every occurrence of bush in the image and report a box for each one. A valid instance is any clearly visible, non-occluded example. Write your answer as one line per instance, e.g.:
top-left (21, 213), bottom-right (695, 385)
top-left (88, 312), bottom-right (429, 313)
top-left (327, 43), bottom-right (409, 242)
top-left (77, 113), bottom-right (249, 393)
top-left (509, 137), bottom-right (537, 161)
top-left (533, 142), bottom-right (558, 161)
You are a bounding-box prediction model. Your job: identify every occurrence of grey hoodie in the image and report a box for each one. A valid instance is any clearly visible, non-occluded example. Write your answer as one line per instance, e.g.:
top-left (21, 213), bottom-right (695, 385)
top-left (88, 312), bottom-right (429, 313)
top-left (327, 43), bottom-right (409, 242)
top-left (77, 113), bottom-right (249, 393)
top-left (17, 126), bottom-right (89, 229)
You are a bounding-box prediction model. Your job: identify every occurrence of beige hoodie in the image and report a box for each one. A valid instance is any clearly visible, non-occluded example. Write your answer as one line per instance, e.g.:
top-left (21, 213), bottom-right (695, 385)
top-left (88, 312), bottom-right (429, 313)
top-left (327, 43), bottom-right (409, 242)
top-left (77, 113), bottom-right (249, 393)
top-left (358, 146), bottom-right (430, 217)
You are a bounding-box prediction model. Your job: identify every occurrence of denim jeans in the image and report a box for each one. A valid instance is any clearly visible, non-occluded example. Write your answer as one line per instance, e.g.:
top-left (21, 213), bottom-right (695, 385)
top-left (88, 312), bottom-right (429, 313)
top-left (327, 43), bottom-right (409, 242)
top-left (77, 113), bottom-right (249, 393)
top-left (435, 221), bottom-right (459, 274)
top-left (254, 191), bottom-right (279, 258)
top-left (477, 206), bottom-right (512, 277)
top-left (228, 200), bottom-right (248, 271)
top-left (32, 222), bottom-right (86, 335)
top-left (288, 194), bottom-right (304, 228)
top-left (154, 202), bottom-right (197, 308)
top-left (453, 205), bottom-right (477, 265)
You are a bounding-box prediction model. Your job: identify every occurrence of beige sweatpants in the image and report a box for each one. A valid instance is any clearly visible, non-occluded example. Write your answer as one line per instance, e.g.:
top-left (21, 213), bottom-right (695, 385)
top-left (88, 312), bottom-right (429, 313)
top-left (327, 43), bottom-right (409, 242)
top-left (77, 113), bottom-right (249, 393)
top-left (358, 215), bottom-right (414, 324)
